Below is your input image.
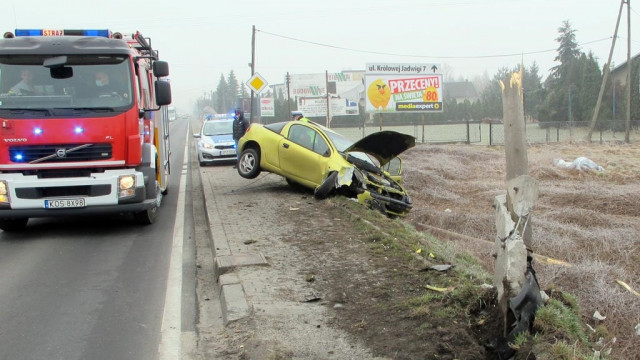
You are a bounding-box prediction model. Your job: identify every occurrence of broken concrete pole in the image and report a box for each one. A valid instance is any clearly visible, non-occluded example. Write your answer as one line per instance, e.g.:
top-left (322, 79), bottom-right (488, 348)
top-left (500, 70), bottom-right (528, 181)
top-left (506, 175), bottom-right (539, 249)
top-left (493, 194), bottom-right (529, 335)
top-left (494, 70), bottom-right (541, 338)
top-left (506, 175), bottom-right (539, 219)
top-left (493, 194), bottom-right (515, 241)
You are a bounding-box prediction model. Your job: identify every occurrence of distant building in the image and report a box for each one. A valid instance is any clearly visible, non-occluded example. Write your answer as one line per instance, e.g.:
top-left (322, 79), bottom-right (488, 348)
top-left (610, 53), bottom-right (640, 86)
top-left (443, 81), bottom-right (479, 104)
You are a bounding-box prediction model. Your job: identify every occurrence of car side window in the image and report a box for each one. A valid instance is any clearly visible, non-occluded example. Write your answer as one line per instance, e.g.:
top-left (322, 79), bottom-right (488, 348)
top-left (313, 134), bottom-right (330, 156)
top-left (288, 125), bottom-right (313, 150)
top-left (289, 125), bottom-right (330, 156)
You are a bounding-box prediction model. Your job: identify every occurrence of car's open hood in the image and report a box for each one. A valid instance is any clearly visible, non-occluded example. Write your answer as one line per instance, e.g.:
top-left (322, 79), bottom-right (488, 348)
top-left (345, 131), bottom-right (416, 165)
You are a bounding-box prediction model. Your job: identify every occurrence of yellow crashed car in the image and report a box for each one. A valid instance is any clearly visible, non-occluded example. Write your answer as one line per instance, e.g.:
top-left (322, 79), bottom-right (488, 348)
top-left (236, 120), bottom-right (415, 217)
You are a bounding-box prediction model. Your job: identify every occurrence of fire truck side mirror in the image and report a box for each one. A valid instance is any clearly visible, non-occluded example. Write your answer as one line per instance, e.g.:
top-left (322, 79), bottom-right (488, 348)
top-left (154, 80), bottom-right (172, 106)
top-left (153, 61), bottom-right (169, 78)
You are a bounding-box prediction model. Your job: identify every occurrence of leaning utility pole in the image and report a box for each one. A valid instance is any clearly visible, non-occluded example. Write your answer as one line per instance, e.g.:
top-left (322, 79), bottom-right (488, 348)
top-left (587, 0), bottom-right (625, 142)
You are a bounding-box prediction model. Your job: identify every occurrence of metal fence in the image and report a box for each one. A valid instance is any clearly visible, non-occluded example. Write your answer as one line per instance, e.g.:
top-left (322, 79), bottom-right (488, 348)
top-left (332, 120), bottom-right (639, 145)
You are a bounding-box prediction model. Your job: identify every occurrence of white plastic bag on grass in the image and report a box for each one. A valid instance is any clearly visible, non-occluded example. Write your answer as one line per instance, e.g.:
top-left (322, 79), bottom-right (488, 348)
top-left (553, 157), bottom-right (604, 172)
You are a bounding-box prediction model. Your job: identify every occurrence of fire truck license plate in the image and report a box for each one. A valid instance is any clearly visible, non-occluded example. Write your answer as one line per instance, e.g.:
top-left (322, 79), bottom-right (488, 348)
top-left (45, 198), bottom-right (86, 209)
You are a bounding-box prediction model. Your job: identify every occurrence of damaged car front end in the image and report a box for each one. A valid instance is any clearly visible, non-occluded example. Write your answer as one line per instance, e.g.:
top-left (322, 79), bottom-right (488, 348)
top-left (236, 121), bottom-right (415, 217)
top-left (327, 135), bottom-right (415, 216)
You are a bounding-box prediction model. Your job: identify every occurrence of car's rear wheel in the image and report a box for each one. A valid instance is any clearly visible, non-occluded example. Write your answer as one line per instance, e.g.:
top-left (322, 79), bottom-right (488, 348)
top-left (238, 148), bottom-right (261, 179)
top-left (314, 171), bottom-right (338, 199)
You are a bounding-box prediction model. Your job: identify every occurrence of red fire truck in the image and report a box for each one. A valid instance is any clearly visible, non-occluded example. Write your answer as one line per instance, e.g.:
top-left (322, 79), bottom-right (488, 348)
top-left (0, 29), bottom-right (172, 231)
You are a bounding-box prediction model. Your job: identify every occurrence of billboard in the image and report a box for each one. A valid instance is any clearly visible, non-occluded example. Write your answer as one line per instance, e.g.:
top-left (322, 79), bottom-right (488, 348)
top-left (365, 63), bottom-right (443, 113)
top-left (290, 72), bottom-right (362, 117)
top-left (296, 96), bottom-right (359, 118)
top-left (260, 98), bottom-right (274, 117)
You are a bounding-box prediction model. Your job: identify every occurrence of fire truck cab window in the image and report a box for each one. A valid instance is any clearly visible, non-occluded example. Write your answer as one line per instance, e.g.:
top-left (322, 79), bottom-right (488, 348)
top-left (0, 55), bottom-right (133, 114)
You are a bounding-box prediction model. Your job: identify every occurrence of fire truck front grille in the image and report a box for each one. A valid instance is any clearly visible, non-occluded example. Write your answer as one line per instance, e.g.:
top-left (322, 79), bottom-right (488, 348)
top-left (9, 143), bottom-right (112, 163)
top-left (15, 185), bottom-right (111, 199)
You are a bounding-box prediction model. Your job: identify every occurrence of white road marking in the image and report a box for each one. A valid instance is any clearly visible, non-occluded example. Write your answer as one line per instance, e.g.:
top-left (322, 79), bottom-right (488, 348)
top-left (158, 130), bottom-right (189, 359)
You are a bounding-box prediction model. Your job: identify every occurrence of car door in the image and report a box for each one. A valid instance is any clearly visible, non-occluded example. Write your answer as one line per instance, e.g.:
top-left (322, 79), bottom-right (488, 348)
top-left (279, 124), bottom-right (330, 187)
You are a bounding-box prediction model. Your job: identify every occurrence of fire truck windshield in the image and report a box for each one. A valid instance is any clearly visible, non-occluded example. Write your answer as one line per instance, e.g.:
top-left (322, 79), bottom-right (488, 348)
top-left (0, 55), bottom-right (133, 116)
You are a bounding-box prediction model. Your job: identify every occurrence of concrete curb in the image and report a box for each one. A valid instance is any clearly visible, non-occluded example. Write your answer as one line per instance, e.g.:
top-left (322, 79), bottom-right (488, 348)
top-left (197, 166), bottom-right (252, 325)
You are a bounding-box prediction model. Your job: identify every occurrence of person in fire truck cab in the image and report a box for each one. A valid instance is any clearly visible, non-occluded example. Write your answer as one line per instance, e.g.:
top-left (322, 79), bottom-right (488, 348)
top-left (10, 69), bottom-right (35, 95)
top-left (93, 70), bottom-right (127, 100)
top-left (94, 71), bottom-right (115, 91)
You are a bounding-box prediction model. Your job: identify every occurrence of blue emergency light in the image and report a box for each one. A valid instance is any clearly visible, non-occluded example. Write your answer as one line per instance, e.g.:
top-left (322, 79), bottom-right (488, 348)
top-left (14, 29), bottom-right (111, 38)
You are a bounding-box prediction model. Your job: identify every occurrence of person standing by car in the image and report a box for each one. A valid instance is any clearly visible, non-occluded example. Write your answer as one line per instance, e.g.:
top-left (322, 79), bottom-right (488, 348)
top-left (291, 111), bottom-right (310, 122)
top-left (233, 109), bottom-right (250, 168)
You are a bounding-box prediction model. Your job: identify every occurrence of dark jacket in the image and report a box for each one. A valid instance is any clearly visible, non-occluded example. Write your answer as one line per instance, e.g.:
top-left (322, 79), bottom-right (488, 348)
top-left (232, 111), bottom-right (250, 140)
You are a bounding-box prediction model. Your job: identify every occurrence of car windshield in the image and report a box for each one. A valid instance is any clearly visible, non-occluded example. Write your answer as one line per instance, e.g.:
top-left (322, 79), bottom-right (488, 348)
top-left (320, 126), bottom-right (377, 165)
top-left (320, 128), bottom-right (353, 152)
top-left (0, 55), bottom-right (133, 115)
top-left (202, 120), bottom-right (233, 136)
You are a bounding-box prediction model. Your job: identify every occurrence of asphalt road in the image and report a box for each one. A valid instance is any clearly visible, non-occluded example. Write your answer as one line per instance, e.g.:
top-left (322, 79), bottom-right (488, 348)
top-left (0, 117), bottom-right (196, 360)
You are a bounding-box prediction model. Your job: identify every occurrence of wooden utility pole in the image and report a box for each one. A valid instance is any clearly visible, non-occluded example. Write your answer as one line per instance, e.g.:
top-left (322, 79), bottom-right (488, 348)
top-left (286, 72), bottom-right (291, 117)
top-left (249, 25), bottom-right (256, 123)
top-left (325, 70), bottom-right (330, 127)
top-left (625, 0), bottom-right (631, 143)
top-left (587, 0), bottom-right (625, 141)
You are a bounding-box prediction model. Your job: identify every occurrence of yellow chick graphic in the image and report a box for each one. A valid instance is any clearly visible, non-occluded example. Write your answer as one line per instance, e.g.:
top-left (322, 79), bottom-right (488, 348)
top-left (367, 79), bottom-right (392, 110)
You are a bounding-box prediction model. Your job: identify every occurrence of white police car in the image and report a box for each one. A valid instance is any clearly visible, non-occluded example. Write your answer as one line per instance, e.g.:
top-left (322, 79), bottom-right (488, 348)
top-left (194, 118), bottom-right (237, 166)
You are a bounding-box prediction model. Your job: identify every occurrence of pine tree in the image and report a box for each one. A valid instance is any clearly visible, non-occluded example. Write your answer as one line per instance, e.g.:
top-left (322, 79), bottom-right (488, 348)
top-left (523, 62), bottom-right (544, 120)
top-left (551, 20), bottom-right (581, 82)
top-left (576, 52), bottom-right (604, 124)
top-left (215, 74), bottom-right (228, 113)
top-left (540, 20), bottom-right (594, 126)
top-left (227, 70), bottom-right (239, 109)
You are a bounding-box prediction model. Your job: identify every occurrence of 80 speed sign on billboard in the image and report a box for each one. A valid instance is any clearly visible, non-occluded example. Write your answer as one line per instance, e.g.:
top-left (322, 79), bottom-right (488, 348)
top-left (365, 63), bottom-right (443, 113)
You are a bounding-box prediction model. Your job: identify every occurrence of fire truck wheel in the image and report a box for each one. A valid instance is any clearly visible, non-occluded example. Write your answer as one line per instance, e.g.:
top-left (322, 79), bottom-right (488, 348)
top-left (135, 177), bottom-right (160, 225)
top-left (0, 218), bottom-right (29, 232)
top-left (134, 207), bottom-right (158, 225)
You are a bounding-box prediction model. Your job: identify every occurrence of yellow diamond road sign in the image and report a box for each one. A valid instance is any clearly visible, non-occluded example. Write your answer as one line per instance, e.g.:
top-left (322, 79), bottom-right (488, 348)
top-left (247, 72), bottom-right (268, 94)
